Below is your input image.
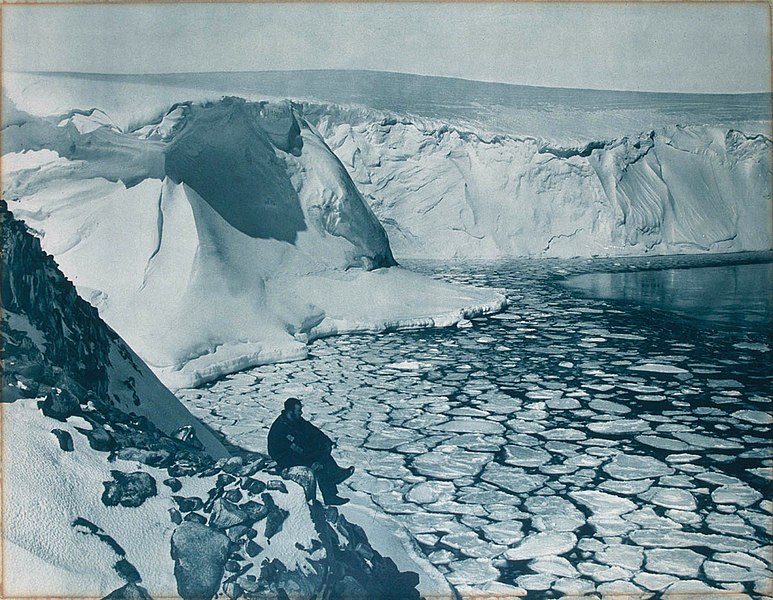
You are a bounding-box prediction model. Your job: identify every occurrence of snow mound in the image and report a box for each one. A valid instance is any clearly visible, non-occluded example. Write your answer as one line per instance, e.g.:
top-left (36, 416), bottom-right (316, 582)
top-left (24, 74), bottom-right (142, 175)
top-left (3, 97), bottom-right (505, 388)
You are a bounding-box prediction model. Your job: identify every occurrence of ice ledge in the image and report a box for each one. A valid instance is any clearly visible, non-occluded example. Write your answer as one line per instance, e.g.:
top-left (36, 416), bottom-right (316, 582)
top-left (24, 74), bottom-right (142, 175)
top-left (155, 268), bottom-right (507, 391)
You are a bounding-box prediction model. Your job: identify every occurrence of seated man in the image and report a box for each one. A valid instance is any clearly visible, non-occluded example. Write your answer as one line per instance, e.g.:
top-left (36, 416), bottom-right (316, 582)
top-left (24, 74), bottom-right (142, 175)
top-left (267, 397), bottom-right (354, 506)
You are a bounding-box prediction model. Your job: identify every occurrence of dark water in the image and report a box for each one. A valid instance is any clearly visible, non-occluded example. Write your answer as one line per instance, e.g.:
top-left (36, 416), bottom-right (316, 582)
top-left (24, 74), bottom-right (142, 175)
top-left (561, 262), bottom-right (773, 333)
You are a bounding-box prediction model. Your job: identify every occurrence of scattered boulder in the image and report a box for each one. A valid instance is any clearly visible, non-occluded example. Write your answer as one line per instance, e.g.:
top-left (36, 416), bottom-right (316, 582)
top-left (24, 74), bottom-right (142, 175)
top-left (224, 488), bottom-right (243, 503)
top-left (209, 499), bottom-right (249, 529)
top-left (101, 471), bottom-right (157, 508)
top-left (283, 466), bottom-right (317, 501)
top-left (113, 447), bottom-right (174, 468)
top-left (266, 479), bottom-right (288, 493)
top-left (242, 478), bottom-right (267, 495)
top-left (241, 501), bottom-right (269, 522)
top-left (262, 494), bottom-right (289, 540)
top-left (76, 424), bottom-right (116, 452)
top-left (170, 522), bottom-right (230, 600)
top-left (183, 513), bottom-right (207, 525)
top-left (38, 388), bottom-right (79, 420)
top-left (163, 477), bottom-right (182, 492)
top-left (245, 540), bottom-right (263, 558)
top-left (173, 496), bottom-right (204, 513)
top-left (51, 429), bottom-right (74, 451)
top-left (114, 558), bottom-right (142, 584)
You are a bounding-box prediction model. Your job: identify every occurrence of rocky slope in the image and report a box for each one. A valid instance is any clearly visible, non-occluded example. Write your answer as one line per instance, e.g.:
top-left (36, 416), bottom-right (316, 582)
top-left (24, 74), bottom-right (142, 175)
top-left (2, 201), bottom-right (426, 599)
top-left (303, 103), bottom-right (773, 259)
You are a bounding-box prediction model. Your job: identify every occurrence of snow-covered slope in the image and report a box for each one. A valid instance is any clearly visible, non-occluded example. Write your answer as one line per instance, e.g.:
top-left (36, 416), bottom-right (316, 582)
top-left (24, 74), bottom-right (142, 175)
top-left (1, 203), bottom-right (437, 599)
top-left (307, 106), bottom-right (773, 259)
top-left (3, 96), bottom-right (506, 388)
top-left (2, 200), bottom-right (228, 457)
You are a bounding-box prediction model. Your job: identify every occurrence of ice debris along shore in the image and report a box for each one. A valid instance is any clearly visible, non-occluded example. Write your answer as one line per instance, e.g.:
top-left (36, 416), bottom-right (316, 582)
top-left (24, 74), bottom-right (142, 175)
top-left (179, 257), bottom-right (772, 599)
top-left (3, 96), bottom-right (506, 389)
top-left (2, 202), bottom-right (431, 599)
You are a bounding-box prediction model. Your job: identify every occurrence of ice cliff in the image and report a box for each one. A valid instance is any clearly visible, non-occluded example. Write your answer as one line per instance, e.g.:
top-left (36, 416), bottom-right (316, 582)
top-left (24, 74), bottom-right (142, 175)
top-left (305, 104), bottom-right (773, 259)
top-left (3, 97), bottom-right (506, 387)
top-left (1, 202), bottom-right (430, 599)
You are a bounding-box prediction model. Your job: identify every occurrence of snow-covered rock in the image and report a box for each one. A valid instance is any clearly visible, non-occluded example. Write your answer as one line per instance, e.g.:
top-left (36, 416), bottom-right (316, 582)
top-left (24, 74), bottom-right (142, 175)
top-left (3, 97), bottom-right (505, 388)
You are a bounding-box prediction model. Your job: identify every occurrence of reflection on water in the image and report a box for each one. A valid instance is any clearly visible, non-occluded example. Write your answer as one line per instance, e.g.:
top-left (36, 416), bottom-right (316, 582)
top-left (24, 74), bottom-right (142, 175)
top-left (562, 262), bottom-right (773, 332)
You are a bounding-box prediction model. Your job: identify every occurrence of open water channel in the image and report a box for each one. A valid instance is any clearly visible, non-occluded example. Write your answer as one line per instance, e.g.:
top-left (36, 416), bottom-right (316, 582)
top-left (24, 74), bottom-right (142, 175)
top-left (178, 253), bottom-right (772, 598)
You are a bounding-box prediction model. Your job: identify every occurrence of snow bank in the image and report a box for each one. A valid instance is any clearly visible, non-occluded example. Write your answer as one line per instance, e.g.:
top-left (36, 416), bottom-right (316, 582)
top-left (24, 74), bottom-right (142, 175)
top-left (309, 106), bottom-right (772, 259)
top-left (3, 96), bottom-right (505, 388)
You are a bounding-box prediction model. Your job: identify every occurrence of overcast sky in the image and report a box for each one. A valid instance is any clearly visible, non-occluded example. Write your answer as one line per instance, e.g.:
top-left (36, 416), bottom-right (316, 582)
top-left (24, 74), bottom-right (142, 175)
top-left (4, 2), bottom-right (770, 93)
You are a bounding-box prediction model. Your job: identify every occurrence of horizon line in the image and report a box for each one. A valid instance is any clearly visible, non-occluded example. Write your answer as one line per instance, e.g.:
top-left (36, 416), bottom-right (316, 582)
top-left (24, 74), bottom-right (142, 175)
top-left (11, 68), bottom-right (772, 97)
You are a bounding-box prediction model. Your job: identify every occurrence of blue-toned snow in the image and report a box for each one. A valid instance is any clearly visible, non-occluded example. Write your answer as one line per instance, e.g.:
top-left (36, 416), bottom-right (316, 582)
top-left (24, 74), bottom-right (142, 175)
top-left (178, 253), bottom-right (772, 597)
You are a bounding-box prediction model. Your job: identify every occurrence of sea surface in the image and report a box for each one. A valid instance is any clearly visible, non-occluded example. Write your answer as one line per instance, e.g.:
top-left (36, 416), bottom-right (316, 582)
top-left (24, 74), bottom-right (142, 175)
top-left (178, 253), bottom-right (772, 597)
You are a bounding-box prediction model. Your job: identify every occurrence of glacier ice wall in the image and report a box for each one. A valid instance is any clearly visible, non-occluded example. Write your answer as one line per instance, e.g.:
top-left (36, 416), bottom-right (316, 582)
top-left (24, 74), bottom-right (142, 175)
top-left (3, 98), bottom-right (505, 387)
top-left (306, 105), bottom-right (772, 259)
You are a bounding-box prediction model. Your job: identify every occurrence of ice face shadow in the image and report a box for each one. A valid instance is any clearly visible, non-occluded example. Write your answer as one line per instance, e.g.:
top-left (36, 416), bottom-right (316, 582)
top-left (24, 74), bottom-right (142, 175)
top-left (561, 262), bottom-right (773, 332)
top-left (164, 101), bottom-right (306, 243)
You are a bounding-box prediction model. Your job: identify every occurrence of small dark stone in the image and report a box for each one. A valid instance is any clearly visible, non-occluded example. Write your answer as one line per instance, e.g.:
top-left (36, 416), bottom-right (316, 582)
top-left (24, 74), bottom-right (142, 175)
top-left (266, 480), bottom-right (287, 493)
top-left (224, 560), bottom-right (241, 573)
top-left (221, 456), bottom-right (244, 474)
top-left (238, 458), bottom-right (265, 477)
top-left (101, 471), bottom-right (157, 508)
top-left (245, 540), bottom-right (263, 558)
top-left (183, 512), bottom-right (207, 525)
top-left (52, 429), bottom-right (74, 451)
top-left (163, 478), bottom-right (182, 493)
top-left (171, 425), bottom-right (204, 450)
top-left (223, 581), bottom-right (243, 599)
top-left (224, 489), bottom-right (242, 503)
top-left (173, 495), bottom-right (203, 513)
top-left (209, 499), bottom-right (249, 529)
top-left (262, 495), bottom-right (289, 540)
top-left (226, 525), bottom-right (250, 543)
top-left (169, 508), bottom-right (182, 525)
top-left (101, 582), bottom-right (153, 600)
top-left (114, 559), bottom-right (141, 584)
top-left (240, 501), bottom-right (268, 522)
top-left (82, 425), bottom-right (116, 452)
top-left (242, 478), bottom-right (266, 495)
top-left (216, 474), bottom-right (237, 488)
